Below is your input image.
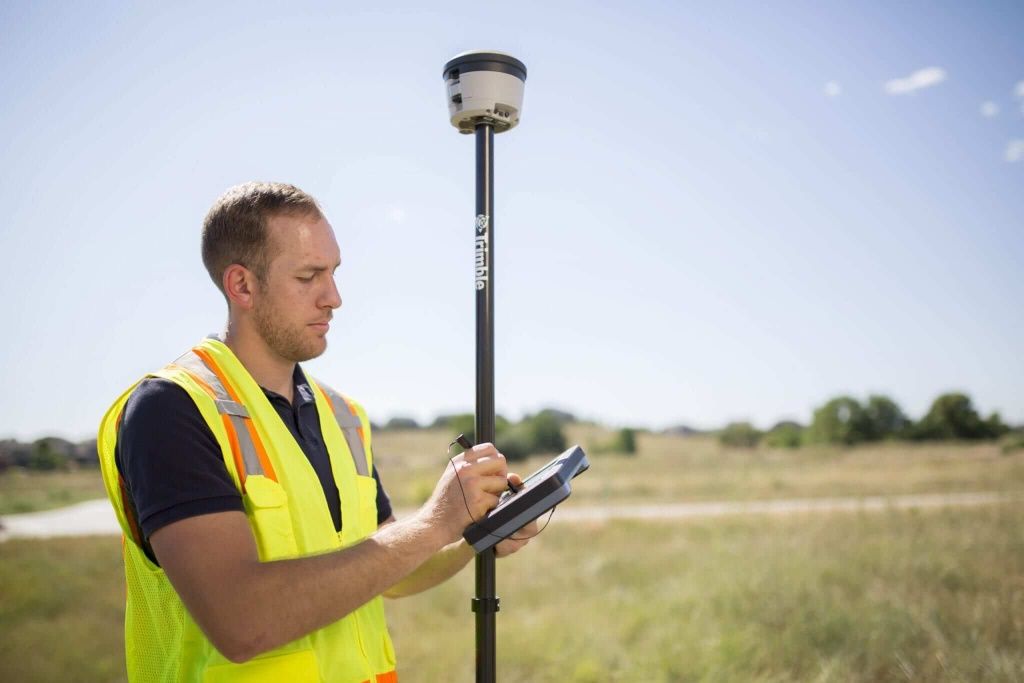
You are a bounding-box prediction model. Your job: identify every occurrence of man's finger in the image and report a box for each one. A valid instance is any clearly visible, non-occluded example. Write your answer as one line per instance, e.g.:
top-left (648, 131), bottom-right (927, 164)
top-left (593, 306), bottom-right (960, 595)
top-left (463, 455), bottom-right (508, 477)
top-left (516, 519), bottom-right (539, 535)
top-left (464, 442), bottom-right (501, 462)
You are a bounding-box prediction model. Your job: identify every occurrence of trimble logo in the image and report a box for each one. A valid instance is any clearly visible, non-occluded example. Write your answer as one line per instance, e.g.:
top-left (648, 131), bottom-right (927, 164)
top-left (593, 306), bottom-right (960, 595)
top-left (475, 214), bottom-right (489, 291)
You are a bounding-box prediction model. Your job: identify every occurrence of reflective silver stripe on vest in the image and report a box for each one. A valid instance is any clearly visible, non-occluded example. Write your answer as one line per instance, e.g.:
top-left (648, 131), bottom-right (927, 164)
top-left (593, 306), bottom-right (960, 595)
top-left (171, 351), bottom-right (266, 479)
top-left (316, 383), bottom-right (370, 477)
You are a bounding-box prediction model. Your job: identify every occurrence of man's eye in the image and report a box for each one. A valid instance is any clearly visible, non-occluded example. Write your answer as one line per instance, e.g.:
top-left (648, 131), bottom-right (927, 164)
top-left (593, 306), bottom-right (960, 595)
top-left (297, 275), bottom-right (314, 283)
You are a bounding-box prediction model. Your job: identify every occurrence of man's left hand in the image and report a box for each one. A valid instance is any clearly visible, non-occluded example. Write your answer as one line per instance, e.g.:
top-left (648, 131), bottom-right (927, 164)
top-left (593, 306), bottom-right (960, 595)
top-left (494, 473), bottom-right (539, 558)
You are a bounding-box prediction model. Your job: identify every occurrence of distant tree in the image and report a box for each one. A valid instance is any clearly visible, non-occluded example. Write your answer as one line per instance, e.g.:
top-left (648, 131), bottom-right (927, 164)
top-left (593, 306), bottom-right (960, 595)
top-left (534, 408), bottom-right (577, 425)
top-left (430, 414), bottom-right (458, 429)
top-left (862, 395), bottom-right (910, 440)
top-left (664, 425), bottom-right (702, 437)
top-left (764, 421), bottom-right (803, 449)
top-left (719, 422), bottom-right (761, 448)
top-left (437, 413), bottom-right (510, 444)
top-left (384, 416), bottom-right (420, 430)
top-left (985, 412), bottom-right (1010, 439)
top-left (807, 396), bottom-right (870, 445)
top-left (496, 426), bottom-right (532, 462)
top-left (27, 439), bottom-right (67, 471)
top-left (72, 439), bottom-right (100, 467)
top-left (521, 412), bottom-right (567, 453)
top-left (607, 427), bottom-right (638, 455)
top-left (913, 393), bottom-right (1005, 440)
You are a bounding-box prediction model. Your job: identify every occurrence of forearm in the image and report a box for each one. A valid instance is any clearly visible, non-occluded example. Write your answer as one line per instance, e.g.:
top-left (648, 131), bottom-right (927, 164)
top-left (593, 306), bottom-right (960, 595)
top-left (384, 537), bottom-right (476, 598)
top-left (155, 443), bottom-right (513, 663)
top-left (185, 511), bottom-right (446, 662)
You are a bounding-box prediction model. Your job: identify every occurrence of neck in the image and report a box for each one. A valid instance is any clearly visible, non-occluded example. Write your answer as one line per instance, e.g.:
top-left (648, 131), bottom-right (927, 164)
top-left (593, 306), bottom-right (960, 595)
top-left (223, 318), bottom-right (295, 403)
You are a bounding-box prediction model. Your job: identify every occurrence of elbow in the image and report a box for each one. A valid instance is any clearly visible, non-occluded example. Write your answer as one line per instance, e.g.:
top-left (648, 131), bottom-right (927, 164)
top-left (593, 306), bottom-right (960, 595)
top-left (382, 586), bottom-right (406, 600)
top-left (210, 626), bottom-right (274, 664)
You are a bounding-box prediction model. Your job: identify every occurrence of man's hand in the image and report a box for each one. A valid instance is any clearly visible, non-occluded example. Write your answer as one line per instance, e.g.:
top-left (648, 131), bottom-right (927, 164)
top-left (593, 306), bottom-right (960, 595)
top-left (494, 472), bottom-right (538, 558)
top-left (424, 442), bottom-right (509, 544)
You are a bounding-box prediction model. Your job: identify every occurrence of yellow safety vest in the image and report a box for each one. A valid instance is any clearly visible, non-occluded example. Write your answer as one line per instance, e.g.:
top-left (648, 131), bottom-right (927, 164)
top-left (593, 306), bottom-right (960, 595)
top-left (97, 337), bottom-right (397, 683)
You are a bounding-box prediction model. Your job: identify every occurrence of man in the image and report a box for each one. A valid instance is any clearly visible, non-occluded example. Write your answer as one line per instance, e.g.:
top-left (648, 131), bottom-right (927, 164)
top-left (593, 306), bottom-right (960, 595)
top-left (97, 181), bottom-right (535, 682)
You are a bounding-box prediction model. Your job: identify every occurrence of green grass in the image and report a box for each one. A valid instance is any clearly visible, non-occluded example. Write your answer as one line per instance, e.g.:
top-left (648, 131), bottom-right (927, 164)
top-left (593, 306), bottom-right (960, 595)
top-left (0, 536), bottom-right (126, 683)
top-left (0, 468), bottom-right (107, 514)
top-left (3, 504), bottom-right (1023, 682)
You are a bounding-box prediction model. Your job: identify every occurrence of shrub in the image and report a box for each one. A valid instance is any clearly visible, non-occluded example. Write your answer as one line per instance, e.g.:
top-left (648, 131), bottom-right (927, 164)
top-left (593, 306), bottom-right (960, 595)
top-left (806, 396), bottom-right (871, 445)
top-left (521, 412), bottom-right (567, 454)
top-left (912, 393), bottom-right (1004, 441)
top-left (27, 440), bottom-right (67, 471)
top-left (862, 395), bottom-right (910, 440)
top-left (533, 408), bottom-right (577, 425)
top-left (764, 421), bottom-right (803, 449)
top-left (384, 416), bottom-right (420, 430)
top-left (434, 413), bottom-right (510, 444)
top-left (606, 428), bottom-right (638, 455)
top-left (719, 422), bottom-right (761, 448)
top-left (497, 426), bottom-right (533, 462)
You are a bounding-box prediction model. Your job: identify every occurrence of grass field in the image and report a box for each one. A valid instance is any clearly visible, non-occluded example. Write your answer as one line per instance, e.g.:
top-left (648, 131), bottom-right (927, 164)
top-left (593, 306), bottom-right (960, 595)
top-left (2, 503), bottom-right (1022, 682)
top-left (372, 429), bottom-right (1024, 509)
top-left (3, 431), bottom-right (1023, 514)
top-left (2, 434), bottom-right (1024, 681)
top-left (0, 468), bottom-right (108, 514)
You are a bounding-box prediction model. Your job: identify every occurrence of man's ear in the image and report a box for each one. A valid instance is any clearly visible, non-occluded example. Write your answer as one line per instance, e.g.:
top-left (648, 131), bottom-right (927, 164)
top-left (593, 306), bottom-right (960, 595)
top-left (223, 264), bottom-right (257, 310)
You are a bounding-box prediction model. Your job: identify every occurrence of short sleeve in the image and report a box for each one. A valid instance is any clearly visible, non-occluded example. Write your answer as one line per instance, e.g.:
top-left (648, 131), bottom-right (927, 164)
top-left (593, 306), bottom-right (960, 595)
top-left (115, 378), bottom-right (244, 542)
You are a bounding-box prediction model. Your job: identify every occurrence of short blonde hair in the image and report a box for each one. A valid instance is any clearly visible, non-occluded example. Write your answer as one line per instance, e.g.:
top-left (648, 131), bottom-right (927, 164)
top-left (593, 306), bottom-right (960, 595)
top-left (201, 181), bottom-right (322, 292)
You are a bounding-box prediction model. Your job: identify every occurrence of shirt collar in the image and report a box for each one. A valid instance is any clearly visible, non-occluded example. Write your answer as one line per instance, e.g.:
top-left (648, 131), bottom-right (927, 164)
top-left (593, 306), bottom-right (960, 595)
top-left (260, 364), bottom-right (315, 408)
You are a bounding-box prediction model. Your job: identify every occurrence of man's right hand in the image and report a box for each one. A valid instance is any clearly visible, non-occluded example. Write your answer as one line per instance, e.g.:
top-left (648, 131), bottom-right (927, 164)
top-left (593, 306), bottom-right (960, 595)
top-left (425, 442), bottom-right (509, 543)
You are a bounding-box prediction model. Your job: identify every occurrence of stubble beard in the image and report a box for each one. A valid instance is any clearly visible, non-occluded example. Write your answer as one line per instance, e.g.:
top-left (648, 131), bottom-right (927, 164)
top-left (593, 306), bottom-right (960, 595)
top-left (253, 298), bottom-right (326, 363)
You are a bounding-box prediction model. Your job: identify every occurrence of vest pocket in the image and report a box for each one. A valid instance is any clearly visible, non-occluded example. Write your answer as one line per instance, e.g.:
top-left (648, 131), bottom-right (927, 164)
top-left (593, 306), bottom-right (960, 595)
top-left (243, 475), bottom-right (299, 560)
top-left (202, 648), bottom-right (321, 683)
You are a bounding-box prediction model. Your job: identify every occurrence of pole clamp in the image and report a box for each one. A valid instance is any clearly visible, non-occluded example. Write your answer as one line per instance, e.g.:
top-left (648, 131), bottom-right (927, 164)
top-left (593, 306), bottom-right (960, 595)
top-left (471, 596), bottom-right (501, 613)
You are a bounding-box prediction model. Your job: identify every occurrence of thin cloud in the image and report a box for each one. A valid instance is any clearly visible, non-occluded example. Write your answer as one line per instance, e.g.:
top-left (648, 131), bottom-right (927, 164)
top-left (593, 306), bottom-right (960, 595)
top-left (1006, 140), bottom-right (1024, 163)
top-left (1015, 80), bottom-right (1024, 99)
top-left (980, 101), bottom-right (999, 118)
top-left (385, 206), bottom-right (407, 223)
top-left (824, 81), bottom-right (841, 98)
top-left (884, 67), bottom-right (947, 95)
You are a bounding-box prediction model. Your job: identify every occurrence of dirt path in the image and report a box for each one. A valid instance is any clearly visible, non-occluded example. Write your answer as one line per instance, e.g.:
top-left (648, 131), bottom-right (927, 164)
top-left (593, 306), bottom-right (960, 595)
top-left (2, 491), bottom-right (1019, 541)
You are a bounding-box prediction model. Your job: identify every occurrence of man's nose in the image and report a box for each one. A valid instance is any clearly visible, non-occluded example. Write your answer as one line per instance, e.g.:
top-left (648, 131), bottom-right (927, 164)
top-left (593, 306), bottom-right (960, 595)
top-left (322, 276), bottom-right (342, 310)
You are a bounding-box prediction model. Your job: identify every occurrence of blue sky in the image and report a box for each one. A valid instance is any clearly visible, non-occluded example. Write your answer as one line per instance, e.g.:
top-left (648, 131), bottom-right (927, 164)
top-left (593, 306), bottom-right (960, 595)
top-left (1, 1), bottom-right (1022, 440)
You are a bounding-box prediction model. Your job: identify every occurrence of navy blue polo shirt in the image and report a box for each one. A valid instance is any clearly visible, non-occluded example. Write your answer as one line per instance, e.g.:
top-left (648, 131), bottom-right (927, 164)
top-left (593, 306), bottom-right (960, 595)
top-left (115, 364), bottom-right (391, 563)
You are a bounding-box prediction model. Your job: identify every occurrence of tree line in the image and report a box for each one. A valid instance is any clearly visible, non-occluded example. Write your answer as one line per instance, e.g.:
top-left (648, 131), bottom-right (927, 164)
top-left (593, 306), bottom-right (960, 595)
top-left (2, 393), bottom-right (1019, 473)
top-left (719, 392), bottom-right (1015, 448)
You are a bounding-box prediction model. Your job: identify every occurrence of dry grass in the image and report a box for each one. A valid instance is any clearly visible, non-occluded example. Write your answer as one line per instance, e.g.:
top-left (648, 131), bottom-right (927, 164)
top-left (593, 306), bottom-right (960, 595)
top-left (387, 502), bottom-right (1024, 682)
top-left (372, 428), bottom-right (1024, 508)
top-left (5, 430), bottom-right (1021, 515)
top-left (3, 431), bottom-right (1024, 681)
top-left (3, 503), bottom-right (1023, 682)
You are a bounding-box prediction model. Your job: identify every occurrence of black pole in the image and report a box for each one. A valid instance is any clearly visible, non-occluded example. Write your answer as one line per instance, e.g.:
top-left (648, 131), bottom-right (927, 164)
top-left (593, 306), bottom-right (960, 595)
top-left (473, 122), bottom-right (497, 683)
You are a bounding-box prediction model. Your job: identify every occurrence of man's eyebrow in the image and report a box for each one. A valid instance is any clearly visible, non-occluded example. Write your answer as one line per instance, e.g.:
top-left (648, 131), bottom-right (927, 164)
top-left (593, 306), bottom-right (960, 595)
top-left (298, 262), bottom-right (341, 273)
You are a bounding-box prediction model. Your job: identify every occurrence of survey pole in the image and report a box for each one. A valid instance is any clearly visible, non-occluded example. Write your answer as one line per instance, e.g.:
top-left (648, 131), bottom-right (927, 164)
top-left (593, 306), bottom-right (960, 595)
top-left (473, 121), bottom-right (497, 683)
top-left (443, 50), bottom-right (527, 683)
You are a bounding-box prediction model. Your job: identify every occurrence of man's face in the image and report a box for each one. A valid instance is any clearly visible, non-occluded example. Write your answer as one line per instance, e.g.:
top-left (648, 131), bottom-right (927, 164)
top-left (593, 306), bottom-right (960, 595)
top-left (252, 212), bottom-right (342, 363)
